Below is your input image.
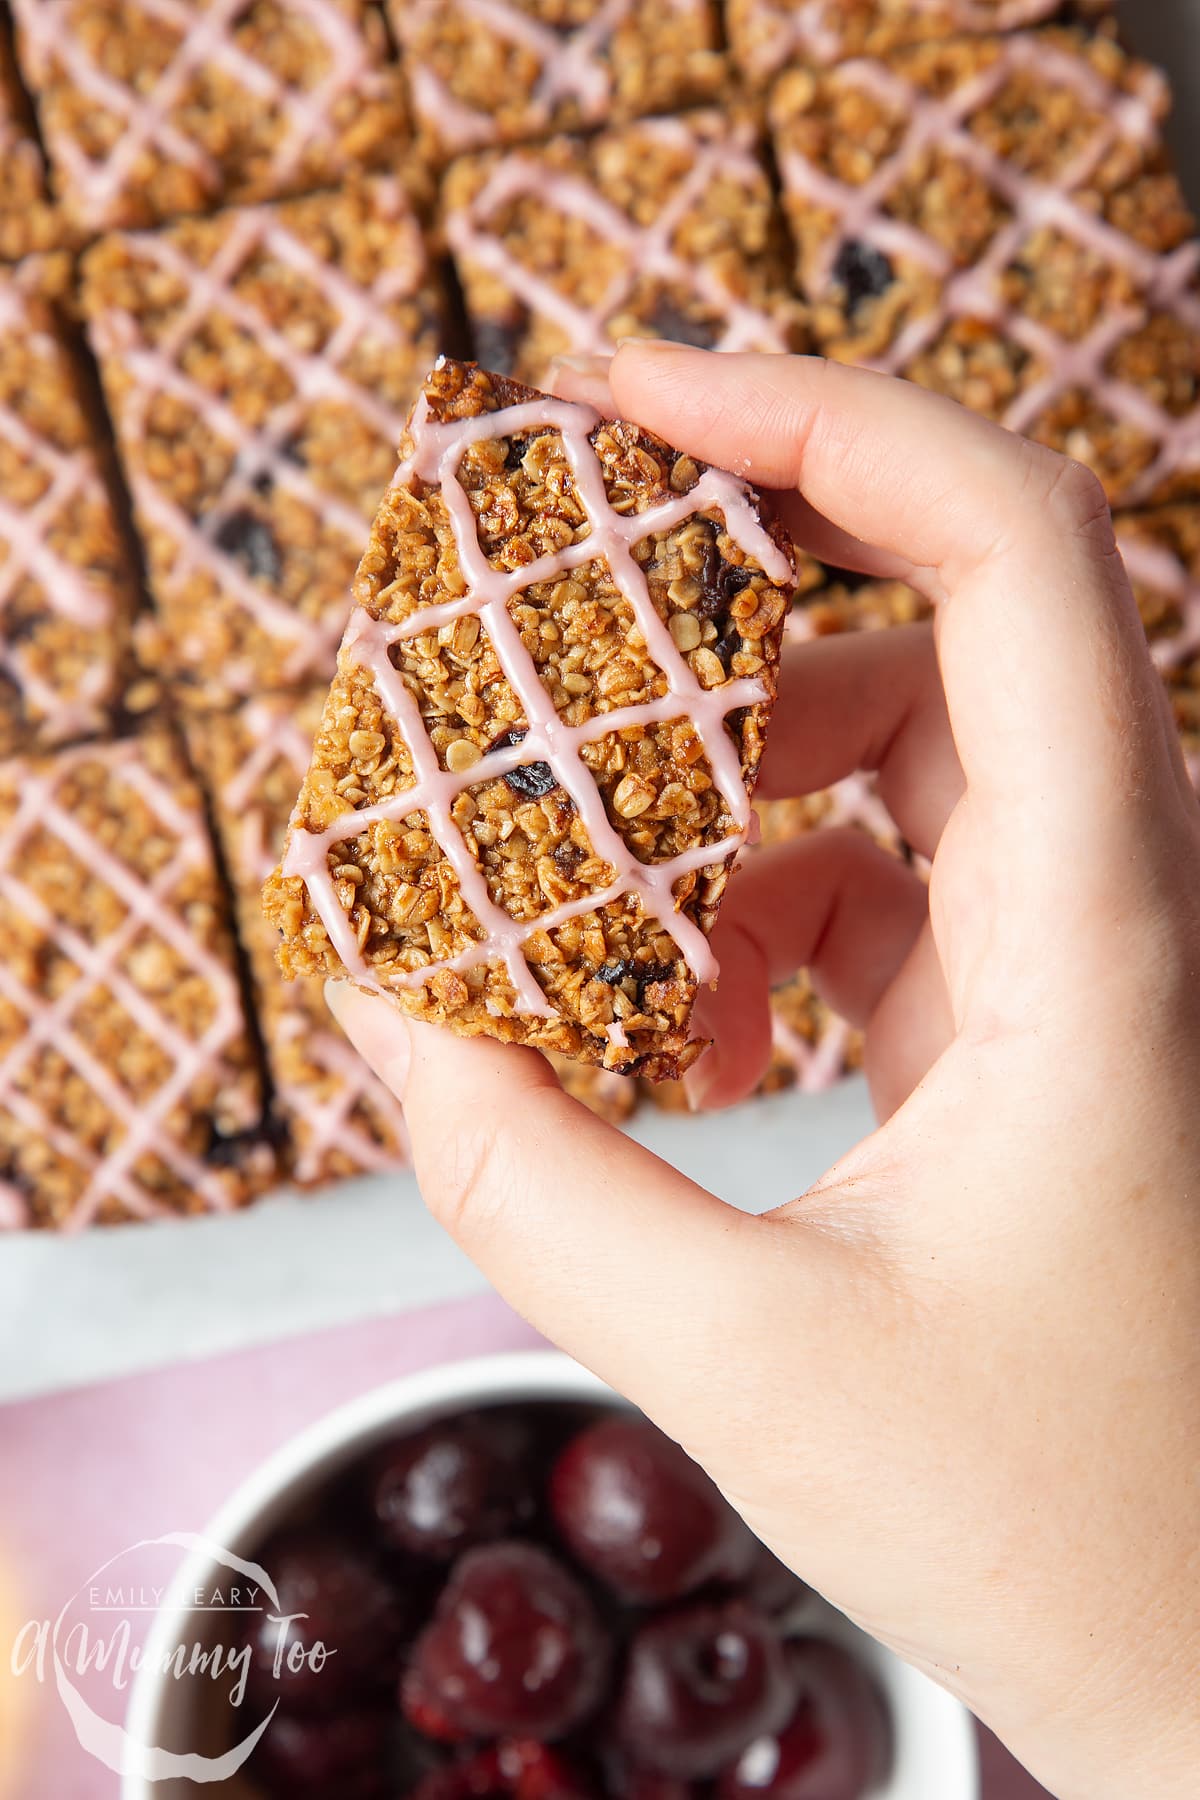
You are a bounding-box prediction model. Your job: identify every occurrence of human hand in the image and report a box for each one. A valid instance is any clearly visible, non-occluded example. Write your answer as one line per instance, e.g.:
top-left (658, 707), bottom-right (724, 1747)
top-left (329, 346), bottom-right (1200, 1799)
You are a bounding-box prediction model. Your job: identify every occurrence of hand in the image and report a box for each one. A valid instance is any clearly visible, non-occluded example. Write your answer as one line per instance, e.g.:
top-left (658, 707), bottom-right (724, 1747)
top-left (328, 346), bottom-right (1200, 1799)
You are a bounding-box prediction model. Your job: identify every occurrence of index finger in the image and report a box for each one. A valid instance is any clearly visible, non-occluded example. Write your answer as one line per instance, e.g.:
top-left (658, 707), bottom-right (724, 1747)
top-left (606, 345), bottom-right (1180, 853)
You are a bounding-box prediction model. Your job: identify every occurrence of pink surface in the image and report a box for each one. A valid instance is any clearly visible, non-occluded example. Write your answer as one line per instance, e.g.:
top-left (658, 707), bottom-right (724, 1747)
top-left (0, 1292), bottom-right (1051, 1799)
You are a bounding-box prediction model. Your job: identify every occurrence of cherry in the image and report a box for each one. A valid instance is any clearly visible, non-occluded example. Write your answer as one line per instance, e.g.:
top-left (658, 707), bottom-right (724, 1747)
top-left (249, 1707), bottom-right (392, 1796)
top-left (716, 1639), bottom-right (892, 1800)
top-left (401, 1659), bottom-right (473, 1744)
top-left (408, 1541), bottom-right (608, 1740)
top-left (550, 1417), bottom-right (754, 1604)
top-left (371, 1412), bottom-right (536, 1562)
top-left (242, 1526), bottom-right (403, 1713)
top-left (616, 1601), bottom-right (794, 1780)
top-left (411, 1742), bottom-right (594, 1800)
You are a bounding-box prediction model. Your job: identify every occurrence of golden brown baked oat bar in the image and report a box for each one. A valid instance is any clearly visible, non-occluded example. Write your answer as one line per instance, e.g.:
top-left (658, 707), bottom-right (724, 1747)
top-left (80, 179), bottom-right (444, 710)
top-left (0, 9), bottom-right (63, 261)
top-left (770, 30), bottom-right (1200, 507)
top-left (264, 360), bottom-right (797, 1081)
top-left (444, 110), bottom-right (807, 387)
top-left (0, 725), bottom-right (273, 1231)
top-left (1115, 504), bottom-right (1200, 777)
top-left (390, 0), bottom-right (722, 164)
top-left (186, 688), bottom-right (411, 1188)
top-left (0, 262), bottom-right (136, 756)
top-left (727, 0), bottom-right (1111, 86)
top-left (9, 0), bottom-right (418, 235)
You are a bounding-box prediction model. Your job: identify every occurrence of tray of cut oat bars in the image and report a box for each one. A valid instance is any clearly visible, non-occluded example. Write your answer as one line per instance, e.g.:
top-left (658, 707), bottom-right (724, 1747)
top-left (0, 0), bottom-right (1195, 1275)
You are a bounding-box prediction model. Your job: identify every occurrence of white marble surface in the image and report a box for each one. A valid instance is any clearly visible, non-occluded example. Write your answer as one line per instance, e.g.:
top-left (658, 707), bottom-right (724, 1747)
top-left (0, 0), bottom-right (1196, 1405)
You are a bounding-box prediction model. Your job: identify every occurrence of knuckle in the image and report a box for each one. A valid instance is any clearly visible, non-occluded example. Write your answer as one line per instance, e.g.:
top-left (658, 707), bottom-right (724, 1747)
top-left (1035, 452), bottom-right (1113, 542)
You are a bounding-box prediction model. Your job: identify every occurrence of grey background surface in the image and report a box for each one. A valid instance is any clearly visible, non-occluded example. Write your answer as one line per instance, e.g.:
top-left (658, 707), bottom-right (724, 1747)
top-left (0, 0), bottom-right (1196, 1402)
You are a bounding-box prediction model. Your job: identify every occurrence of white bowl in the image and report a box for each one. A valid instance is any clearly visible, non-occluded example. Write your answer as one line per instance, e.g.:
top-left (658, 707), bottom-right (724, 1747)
top-left (122, 1350), bottom-right (980, 1799)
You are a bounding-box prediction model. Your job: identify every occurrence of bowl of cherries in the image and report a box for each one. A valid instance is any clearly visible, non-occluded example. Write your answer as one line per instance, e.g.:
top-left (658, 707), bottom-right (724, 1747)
top-left (123, 1352), bottom-right (978, 1799)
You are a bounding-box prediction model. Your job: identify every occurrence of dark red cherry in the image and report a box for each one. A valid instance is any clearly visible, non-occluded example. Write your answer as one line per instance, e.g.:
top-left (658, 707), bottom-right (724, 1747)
top-left (401, 1659), bottom-right (472, 1744)
top-left (243, 1526), bottom-right (403, 1712)
top-left (249, 1708), bottom-right (391, 1796)
top-left (616, 1601), bottom-right (794, 1779)
top-left (549, 1417), bottom-right (755, 1603)
top-left (619, 1774), bottom-right (695, 1800)
top-left (408, 1541), bottom-right (608, 1740)
top-left (371, 1412), bottom-right (536, 1562)
top-left (411, 1742), bottom-right (594, 1800)
top-left (716, 1638), bottom-right (892, 1800)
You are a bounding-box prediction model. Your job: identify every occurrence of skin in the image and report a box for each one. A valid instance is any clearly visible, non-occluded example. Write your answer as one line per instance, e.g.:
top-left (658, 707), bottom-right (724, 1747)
top-left (327, 346), bottom-right (1200, 1799)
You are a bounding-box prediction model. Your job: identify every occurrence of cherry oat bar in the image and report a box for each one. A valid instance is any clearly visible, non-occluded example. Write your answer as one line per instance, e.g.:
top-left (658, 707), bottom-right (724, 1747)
top-left (443, 110), bottom-right (806, 387)
top-left (8, 0), bottom-right (416, 235)
top-left (0, 262), bottom-right (136, 756)
top-left (770, 30), bottom-right (1200, 508)
top-left (0, 725), bottom-right (273, 1231)
top-left (727, 0), bottom-right (1110, 87)
top-left (186, 688), bottom-right (410, 1187)
top-left (389, 0), bottom-right (722, 165)
top-left (81, 178), bottom-right (444, 711)
top-left (264, 360), bottom-right (797, 1080)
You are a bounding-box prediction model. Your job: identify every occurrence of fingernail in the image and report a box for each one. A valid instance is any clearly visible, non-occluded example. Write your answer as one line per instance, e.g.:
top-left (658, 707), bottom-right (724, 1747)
top-left (615, 335), bottom-right (694, 353)
top-left (682, 1041), bottom-right (720, 1114)
top-left (325, 979), bottom-right (412, 1099)
top-left (549, 352), bottom-right (612, 374)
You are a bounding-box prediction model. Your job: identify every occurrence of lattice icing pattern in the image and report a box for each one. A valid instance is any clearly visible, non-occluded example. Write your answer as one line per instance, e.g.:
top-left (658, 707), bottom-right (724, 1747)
top-left (265, 362), bottom-right (796, 1081)
top-left (389, 0), bottom-right (721, 161)
top-left (1115, 505), bottom-right (1200, 769)
top-left (770, 30), bottom-right (1200, 508)
top-left (443, 110), bottom-right (806, 387)
top-left (0, 266), bottom-right (135, 757)
top-left (726, 0), bottom-right (1111, 85)
top-left (0, 728), bottom-right (272, 1231)
top-left (187, 690), bottom-right (411, 1187)
top-left (9, 0), bottom-right (416, 234)
top-left (81, 178), bottom-right (443, 710)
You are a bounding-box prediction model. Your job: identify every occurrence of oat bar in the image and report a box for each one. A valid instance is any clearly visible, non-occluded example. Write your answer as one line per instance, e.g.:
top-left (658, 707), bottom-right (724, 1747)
top-left (771, 30), bottom-right (1200, 508)
top-left (264, 360), bottom-right (797, 1080)
top-left (727, 0), bottom-right (1110, 87)
top-left (390, 0), bottom-right (722, 164)
top-left (186, 688), bottom-right (411, 1187)
top-left (1116, 505), bottom-right (1200, 775)
top-left (9, 0), bottom-right (416, 235)
top-left (0, 263), bottom-right (136, 756)
top-left (444, 110), bottom-right (806, 387)
top-left (81, 179), bottom-right (444, 710)
top-left (0, 11), bottom-right (62, 261)
top-left (0, 725), bottom-right (272, 1230)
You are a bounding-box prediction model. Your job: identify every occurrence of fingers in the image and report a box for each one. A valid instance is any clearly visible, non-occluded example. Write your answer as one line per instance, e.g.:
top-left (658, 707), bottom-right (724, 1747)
top-left (326, 982), bottom-right (797, 1421)
top-left (603, 345), bottom-right (1175, 849)
top-left (687, 832), bottom-right (929, 1110)
top-left (762, 625), bottom-right (962, 859)
top-left (862, 921), bottom-right (956, 1120)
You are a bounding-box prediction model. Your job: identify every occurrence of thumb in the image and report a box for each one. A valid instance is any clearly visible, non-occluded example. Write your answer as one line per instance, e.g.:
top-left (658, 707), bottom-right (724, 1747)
top-left (325, 981), bottom-right (855, 1435)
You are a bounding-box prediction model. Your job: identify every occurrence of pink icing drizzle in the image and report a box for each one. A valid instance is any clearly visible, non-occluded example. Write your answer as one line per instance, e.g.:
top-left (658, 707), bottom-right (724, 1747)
top-left (10, 0), bottom-right (391, 228)
top-left (282, 383), bottom-right (795, 1041)
top-left (0, 272), bottom-right (116, 737)
top-left (1116, 529), bottom-right (1200, 676)
top-left (217, 698), bottom-right (409, 1181)
top-left (780, 38), bottom-right (1199, 504)
top-left (446, 114), bottom-right (793, 357)
top-left (0, 738), bottom-right (257, 1232)
top-left (86, 185), bottom-right (421, 695)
